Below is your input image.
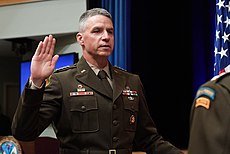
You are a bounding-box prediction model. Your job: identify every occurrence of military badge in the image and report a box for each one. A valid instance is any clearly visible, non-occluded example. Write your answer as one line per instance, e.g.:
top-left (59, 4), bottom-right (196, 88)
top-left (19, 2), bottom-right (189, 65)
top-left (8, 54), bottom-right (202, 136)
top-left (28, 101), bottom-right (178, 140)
top-left (70, 84), bottom-right (94, 96)
top-left (77, 84), bottom-right (85, 92)
top-left (130, 115), bottom-right (135, 124)
top-left (0, 136), bottom-right (22, 154)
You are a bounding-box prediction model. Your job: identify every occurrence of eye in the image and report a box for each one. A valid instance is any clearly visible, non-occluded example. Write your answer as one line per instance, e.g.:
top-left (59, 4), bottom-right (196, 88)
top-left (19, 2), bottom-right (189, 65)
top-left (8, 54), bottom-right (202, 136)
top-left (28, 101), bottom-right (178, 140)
top-left (92, 28), bottom-right (101, 33)
top-left (107, 30), bottom-right (114, 34)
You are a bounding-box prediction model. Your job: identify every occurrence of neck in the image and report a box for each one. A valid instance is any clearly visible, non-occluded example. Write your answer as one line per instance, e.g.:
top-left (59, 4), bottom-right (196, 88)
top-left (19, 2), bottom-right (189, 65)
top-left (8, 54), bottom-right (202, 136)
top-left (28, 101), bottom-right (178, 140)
top-left (83, 55), bottom-right (108, 69)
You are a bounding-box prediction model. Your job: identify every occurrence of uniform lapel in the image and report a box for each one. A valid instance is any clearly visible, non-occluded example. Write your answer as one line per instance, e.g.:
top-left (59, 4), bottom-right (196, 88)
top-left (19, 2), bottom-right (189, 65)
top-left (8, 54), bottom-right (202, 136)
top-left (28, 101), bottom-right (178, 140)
top-left (111, 66), bottom-right (126, 102)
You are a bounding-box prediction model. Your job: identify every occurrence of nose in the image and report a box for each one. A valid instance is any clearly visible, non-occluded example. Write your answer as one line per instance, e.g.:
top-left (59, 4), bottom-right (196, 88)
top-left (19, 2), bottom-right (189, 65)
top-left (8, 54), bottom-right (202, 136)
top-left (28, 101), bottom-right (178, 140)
top-left (102, 31), bottom-right (110, 40)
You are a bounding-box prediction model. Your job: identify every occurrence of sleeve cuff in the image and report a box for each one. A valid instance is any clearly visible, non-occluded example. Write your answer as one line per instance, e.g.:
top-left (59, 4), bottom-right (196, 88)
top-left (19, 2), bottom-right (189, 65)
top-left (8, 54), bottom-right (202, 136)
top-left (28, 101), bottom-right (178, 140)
top-left (29, 79), bottom-right (44, 89)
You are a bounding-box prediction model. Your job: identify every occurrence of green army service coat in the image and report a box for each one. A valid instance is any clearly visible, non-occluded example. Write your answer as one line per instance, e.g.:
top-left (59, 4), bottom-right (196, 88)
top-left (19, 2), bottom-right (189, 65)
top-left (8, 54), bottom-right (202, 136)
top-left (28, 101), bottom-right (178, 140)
top-left (188, 72), bottom-right (230, 154)
top-left (12, 57), bottom-right (182, 154)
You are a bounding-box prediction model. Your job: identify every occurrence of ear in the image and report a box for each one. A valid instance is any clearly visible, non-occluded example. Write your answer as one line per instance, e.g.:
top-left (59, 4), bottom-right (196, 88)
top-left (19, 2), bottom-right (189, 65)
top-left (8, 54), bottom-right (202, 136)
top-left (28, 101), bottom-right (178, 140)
top-left (76, 32), bottom-right (84, 45)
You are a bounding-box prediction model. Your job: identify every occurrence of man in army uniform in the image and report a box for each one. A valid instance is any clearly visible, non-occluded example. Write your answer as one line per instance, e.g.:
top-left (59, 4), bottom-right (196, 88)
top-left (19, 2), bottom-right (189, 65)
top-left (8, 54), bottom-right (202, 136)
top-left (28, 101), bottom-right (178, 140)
top-left (188, 72), bottom-right (230, 154)
top-left (11, 8), bottom-right (183, 154)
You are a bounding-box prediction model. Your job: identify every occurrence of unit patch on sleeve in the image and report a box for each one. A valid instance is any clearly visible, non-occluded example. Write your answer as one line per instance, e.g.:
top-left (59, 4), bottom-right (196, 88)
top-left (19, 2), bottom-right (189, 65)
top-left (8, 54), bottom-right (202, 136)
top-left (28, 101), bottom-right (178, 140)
top-left (194, 87), bottom-right (215, 109)
top-left (195, 97), bottom-right (210, 109)
top-left (195, 87), bottom-right (215, 100)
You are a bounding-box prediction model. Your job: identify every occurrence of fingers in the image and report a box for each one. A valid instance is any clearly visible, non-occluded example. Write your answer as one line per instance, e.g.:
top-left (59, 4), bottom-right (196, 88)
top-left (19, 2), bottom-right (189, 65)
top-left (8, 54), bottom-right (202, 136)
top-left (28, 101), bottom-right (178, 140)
top-left (48, 37), bottom-right (56, 55)
top-left (45, 35), bottom-right (56, 55)
top-left (34, 41), bottom-right (43, 56)
top-left (38, 36), bottom-right (49, 55)
top-left (34, 35), bottom-right (56, 56)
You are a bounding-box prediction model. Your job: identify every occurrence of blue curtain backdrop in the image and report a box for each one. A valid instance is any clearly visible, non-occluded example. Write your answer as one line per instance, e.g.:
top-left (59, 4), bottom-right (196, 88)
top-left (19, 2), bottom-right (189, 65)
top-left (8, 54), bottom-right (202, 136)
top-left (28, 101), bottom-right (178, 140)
top-left (100, 0), bottom-right (215, 95)
top-left (101, 0), bottom-right (131, 71)
top-left (191, 0), bottom-right (215, 96)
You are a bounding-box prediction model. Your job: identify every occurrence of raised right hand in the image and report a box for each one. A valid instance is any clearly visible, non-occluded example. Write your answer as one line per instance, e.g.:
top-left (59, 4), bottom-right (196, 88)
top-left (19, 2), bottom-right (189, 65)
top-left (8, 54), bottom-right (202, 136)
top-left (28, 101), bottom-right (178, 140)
top-left (30, 35), bottom-right (59, 87)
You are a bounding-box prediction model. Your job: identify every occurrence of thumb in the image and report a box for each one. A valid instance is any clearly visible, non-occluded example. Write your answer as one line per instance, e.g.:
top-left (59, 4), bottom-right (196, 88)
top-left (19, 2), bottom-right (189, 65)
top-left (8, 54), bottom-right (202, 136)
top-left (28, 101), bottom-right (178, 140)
top-left (51, 55), bottom-right (59, 67)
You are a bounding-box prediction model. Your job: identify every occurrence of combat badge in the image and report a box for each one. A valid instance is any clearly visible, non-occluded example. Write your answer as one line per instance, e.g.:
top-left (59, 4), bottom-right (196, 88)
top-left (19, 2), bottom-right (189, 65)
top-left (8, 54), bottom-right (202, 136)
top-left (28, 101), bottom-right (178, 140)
top-left (77, 84), bottom-right (85, 92)
top-left (70, 84), bottom-right (93, 96)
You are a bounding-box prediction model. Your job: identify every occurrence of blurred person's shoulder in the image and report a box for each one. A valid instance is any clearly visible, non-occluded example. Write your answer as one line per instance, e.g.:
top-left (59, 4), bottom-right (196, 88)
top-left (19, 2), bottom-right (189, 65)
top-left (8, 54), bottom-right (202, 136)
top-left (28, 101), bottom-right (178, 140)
top-left (211, 72), bottom-right (230, 85)
top-left (198, 72), bottom-right (230, 94)
top-left (194, 72), bottom-right (230, 110)
top-left (211, 72), bottom-right (230, 81)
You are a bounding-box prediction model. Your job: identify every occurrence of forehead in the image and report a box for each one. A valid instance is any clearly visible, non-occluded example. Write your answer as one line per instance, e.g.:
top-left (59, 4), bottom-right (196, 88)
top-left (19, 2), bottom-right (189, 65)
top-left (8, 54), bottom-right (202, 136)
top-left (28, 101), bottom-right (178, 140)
top-left (85, 15), bottom-right (113, 27)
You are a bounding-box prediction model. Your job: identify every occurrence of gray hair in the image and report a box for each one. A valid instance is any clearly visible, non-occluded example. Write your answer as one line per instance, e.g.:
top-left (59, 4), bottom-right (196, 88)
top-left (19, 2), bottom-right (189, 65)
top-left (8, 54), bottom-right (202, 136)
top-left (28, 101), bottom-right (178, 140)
top-left (79, 8), bottom-right (113, 32)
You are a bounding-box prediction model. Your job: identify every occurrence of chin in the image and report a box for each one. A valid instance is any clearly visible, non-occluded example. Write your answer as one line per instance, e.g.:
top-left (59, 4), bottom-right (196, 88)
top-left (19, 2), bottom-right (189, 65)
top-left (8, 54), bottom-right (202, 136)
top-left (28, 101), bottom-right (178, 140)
top-left (99, 51), bottom-right (112, 56)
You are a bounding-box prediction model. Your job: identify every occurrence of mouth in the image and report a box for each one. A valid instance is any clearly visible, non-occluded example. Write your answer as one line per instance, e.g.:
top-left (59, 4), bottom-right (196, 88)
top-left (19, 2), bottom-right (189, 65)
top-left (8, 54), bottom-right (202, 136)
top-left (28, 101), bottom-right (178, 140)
top-left (100, 44), bottom-right (110, 47)
top-left (99, 45), bottom-right (111, 49)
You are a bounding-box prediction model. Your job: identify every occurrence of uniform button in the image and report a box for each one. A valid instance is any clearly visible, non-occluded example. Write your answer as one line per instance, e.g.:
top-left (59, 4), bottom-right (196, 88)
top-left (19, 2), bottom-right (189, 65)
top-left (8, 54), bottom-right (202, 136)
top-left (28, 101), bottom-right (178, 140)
top-left (131, 105), bottom-right (134, 110)
top-left (113, 104), bottom-right (117, 110)
top-left (81, 105), bottom-right (86, 110)
top-left (112, 137), bottom-right (119, 142)
top-left (112, 120), bottom-right (118, 126)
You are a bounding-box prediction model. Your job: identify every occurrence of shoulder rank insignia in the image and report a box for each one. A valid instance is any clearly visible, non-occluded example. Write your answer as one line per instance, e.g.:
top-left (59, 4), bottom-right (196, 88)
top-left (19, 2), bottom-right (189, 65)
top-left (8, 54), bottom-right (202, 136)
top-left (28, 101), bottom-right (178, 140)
top-left (54, 65), bottom-right (70, 72)
top-left (54, 65), bottom-right (76, 73)
top-left (114, 65), bottom-right (127, 71)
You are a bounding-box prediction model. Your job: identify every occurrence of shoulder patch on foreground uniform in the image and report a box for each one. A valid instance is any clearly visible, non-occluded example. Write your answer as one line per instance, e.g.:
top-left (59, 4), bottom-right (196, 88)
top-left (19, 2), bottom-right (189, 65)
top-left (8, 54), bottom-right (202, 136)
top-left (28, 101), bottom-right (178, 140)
top-left (195, 87), bottom-right (215, 100)
top-left (195, 97), bottom-right (210, 109)
top-left (194, 87), bottom-right (215, 109)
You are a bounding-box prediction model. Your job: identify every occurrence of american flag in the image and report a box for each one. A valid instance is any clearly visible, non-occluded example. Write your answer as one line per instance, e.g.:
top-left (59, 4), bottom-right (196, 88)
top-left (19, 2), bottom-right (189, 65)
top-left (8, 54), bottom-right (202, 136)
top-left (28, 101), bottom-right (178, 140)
top-left (214, 0), bottom-right (230, 75)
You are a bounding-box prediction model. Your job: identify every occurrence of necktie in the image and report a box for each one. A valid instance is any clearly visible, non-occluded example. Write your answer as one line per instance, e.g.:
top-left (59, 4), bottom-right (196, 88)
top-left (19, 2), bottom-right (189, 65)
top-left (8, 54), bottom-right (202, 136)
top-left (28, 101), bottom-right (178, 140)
top-left (98, 70), bottom-right (113, 98)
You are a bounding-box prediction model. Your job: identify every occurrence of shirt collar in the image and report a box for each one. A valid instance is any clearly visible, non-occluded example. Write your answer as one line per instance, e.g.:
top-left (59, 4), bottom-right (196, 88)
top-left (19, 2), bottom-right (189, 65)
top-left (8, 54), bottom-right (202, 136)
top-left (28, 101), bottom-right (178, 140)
top-left (86, 61), bottom-right (111, 79)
